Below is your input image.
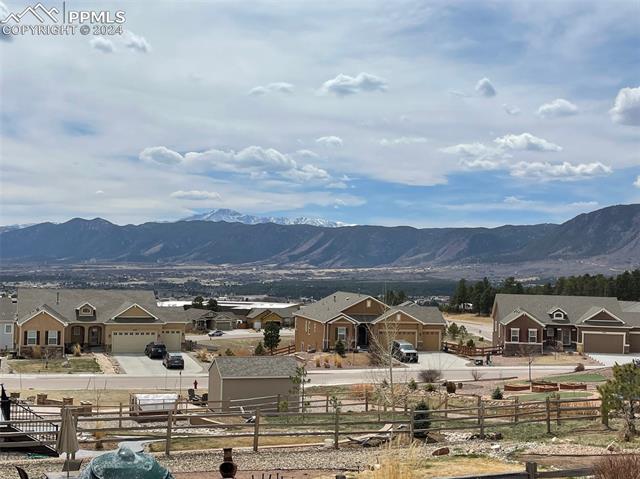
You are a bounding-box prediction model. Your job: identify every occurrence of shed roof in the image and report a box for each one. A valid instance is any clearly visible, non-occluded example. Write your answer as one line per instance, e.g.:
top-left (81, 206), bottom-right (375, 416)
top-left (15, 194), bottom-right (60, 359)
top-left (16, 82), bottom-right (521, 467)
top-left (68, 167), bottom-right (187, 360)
top-left (210, 356), bottom-right (298, 378)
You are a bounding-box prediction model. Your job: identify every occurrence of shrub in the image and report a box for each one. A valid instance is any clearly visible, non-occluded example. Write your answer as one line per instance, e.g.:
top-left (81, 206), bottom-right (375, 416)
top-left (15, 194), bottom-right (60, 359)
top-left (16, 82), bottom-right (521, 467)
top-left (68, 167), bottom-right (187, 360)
top-left (334, 340), bottom-right (346, 357)
top-left (350, 383), bottom-right (374, 400)
top-left (413, 399), bottom-right (431, 438)
top-left (31, 345), bottom-right (42, 359)
top-left (254, 342), bottom-right (266, 356)
top-left (72, 343), bottom-right (82, 357)
top-left (574, 362), bottom-right (585, 372)
top-left (445, 381), bottom-right (457, 394)
top-left (224, 348), bottom-right (235, 356)
top-left (593, 454), bottom-right (640, 479)
top-left (315, 356), bottom-right (321, 367)
top-left (334, 355), bottom-right (343, 368)
top-left (407, 378), bottom-right (417, 391)
top-left (278, 400), bottom-right (289, 412)
top-left (466, 338), bottom-right (475, 348)
top-left (491, 386), bottom-right (503, 400)
top-left (447, 323), bottom-right (459, 339)
top-left (459, 325), bottom-right (468, 338)
top-left (471, 369), bottom-right (483, 381)
top-left (424, 383), bottom-right (436, 392)
top-left (419, 369), bottom-right (442, 383)
top-left (323, 356), bottom-right (331, 368)
top-left (195, 349), bottom-right (210, 362)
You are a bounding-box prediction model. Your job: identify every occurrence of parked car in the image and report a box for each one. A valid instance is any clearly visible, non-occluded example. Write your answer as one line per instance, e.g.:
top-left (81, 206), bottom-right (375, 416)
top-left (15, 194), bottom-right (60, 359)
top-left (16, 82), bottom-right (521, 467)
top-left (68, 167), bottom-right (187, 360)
top-left (208, 329), bottom-right (224, 337)
top-left (162, 352), bottom-right (184, 369)
top-left (145, 342), bottom-right (167, 359)
top-left (392, 340), bottom-right (418, 363)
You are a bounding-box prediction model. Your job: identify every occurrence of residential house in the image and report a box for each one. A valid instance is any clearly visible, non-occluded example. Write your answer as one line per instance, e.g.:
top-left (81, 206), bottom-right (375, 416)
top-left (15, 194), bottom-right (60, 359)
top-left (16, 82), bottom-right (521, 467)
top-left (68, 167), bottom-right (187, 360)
top-left (492, 293), bottom-right (640, 356)
top-left (0, 297), bottom-right (16, 351)
top-left (14, 288), bottom-right (197, 357)
top-left (294, 291), bottom-right (446, 352)
top-left (192, 311), bottom-right (242, 332)
top-left (245, 306), bottom-right (299, 330)
top-left (208, 356), bottom-right (300, 412)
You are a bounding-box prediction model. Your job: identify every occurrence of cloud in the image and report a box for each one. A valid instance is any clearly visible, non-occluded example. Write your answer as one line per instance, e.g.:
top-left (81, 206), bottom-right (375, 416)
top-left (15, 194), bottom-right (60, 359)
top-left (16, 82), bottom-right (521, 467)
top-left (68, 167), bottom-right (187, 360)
top-left (248, 82), bottom-right (294, 96)
top-left (170, 190), bottom-right (222, 200)
top-left (536, 99), bottom-right (579, 118)
top-left (95, 190), bottom-right (105, 195)
top-left (139, 146), bottom-right (183, 165)
top-left (502, 104), bottom-right (520, 116)
top-left (319, 73), bottom-right (387, 96)
top-left (140, 145), bottom-right (334, 184)
top-left (510, 161), bottom-right (612, 181)
top-left (634, 176), bottom-right (640, 188)
top-left (90, 37), bottom-right (115, 54)
top-left (379, 136), bottom-right (429, 146)
top-left (493, 133), bottom-right (562, 152)
top-left (315, 136), bottom-right (343, 147)
top-left (446, 196), bottom-right (598, 214)
top-left (609, 86), bottom-right (640, 126)
top-left (124, 31), bottom-right (151, 53)
top-left (475, 77), bottom-right (496, 97)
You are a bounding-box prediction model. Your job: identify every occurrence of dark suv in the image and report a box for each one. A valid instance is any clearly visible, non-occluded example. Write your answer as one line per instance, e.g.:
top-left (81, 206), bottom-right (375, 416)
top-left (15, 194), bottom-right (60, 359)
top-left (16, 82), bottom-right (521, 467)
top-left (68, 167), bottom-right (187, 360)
top-left (145, 342), bottom-right (167, 359)
top-left (392, 340), bottom-right (418, 363)
top-left (162, 352), bottom-right (184, 369)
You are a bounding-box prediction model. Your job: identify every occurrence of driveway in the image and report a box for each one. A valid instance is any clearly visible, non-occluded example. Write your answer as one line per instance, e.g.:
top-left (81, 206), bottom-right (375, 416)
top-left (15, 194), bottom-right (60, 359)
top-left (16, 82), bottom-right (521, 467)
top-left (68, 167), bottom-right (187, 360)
top-left (587, 353), bottom-right (640, 367)
top-left (405, 352), bottom-right (470, 370)
top-left (114, 353), bottom-right (204, 376)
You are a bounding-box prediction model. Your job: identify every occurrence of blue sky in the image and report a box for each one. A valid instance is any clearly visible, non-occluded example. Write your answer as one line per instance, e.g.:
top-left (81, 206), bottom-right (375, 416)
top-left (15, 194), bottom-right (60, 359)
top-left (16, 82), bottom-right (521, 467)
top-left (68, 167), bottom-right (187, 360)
top-left (1, 0), bottom-right (639, 227)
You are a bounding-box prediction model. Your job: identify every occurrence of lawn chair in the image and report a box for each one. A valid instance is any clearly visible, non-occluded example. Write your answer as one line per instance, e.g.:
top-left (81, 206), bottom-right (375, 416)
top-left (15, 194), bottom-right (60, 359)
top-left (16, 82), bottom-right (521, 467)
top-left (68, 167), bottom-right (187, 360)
top-left (187, 388), bottom-right (201, 403)
top-left (62, 458), bottom-right (83, 472)
top-left (14, 466), bottom-right (29, 479)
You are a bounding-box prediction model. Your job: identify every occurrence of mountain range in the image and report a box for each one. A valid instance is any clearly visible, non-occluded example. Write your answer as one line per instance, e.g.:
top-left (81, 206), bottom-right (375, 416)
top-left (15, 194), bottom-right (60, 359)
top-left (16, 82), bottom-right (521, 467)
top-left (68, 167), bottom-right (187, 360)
top-left (0, 204), bottom-right (638, 272)
top-left (182, 208), bottom-right (348, 227)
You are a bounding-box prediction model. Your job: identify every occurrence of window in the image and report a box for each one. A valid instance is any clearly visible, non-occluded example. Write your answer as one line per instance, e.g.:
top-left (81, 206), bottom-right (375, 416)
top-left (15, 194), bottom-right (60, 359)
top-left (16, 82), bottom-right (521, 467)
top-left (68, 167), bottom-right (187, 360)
top-left (528, 329), bottom-right (538, 343)
top-left (366, 299), bottom-right (372, 308)
top-left (396, 313), bottom-right (401, 321)
top-left (510, 328), bottom-right (519, 342)
top-left (553, 311), bottom-right (564, 319)
top-left (546, 328), bottom-right (554, 338)
top-left (26, 330), bottom-right (37, 345)
top-left (4, 324), bottom-right (12, 335)
top-left (47, 330), bottom-right (58, 345)
top-left (337, 327), bottom-right (347, 342)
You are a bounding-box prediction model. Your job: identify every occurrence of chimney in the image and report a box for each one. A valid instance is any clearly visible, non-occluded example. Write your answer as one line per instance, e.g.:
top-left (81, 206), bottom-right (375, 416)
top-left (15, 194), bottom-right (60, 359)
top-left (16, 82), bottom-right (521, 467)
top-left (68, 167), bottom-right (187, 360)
top-left (56, 292), bottom-right (60, 304)
top-left (333, 295), bottom-right (336, 302)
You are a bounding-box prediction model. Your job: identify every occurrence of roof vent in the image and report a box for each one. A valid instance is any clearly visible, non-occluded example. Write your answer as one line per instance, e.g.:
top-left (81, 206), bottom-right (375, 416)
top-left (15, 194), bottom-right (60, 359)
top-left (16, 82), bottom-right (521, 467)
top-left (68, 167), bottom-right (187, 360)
top-left (56, 292), bottom-right (60, 304)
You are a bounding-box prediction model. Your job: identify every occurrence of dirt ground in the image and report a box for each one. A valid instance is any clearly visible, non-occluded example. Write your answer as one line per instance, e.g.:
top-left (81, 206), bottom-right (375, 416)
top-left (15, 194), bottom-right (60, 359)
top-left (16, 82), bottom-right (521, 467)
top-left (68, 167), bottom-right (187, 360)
top-left (443, 313), bottom-right (492, 325)
top-left (175, 469), bottom-right (341, 479)
top-left (491, 352), bottom-right (600, 367)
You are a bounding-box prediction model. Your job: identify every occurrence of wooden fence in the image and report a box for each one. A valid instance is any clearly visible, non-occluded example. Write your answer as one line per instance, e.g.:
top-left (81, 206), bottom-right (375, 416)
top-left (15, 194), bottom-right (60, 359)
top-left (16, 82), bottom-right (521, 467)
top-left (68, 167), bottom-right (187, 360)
top-left (0, 395), bottom-right (607, 457)
top-left (442, 341), bottom-right (503, 357)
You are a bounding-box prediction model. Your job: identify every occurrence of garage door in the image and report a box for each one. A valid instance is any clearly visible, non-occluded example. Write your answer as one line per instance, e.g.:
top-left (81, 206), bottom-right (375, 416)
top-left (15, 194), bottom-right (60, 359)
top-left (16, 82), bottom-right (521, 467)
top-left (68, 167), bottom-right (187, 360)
top-left (112, 331), bottom-right (156, 353)
top-left (583, 333), bottom-right (624, 354)
top-left (421, 330), bottom-right (441, 351)
top-left (629, 334), bottom-right (640, 353)
top-left (160, 330), bottom-right (182, 351)
top-left (378, 329), bottom-right (418, 348)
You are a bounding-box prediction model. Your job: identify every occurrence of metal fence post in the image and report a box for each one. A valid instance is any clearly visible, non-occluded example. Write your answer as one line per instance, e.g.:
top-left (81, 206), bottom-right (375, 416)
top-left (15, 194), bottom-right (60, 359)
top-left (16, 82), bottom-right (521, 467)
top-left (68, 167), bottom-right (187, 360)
top-left (165, 410), bottom-right (172, 456)
top-left (334, 409), bottom-right (340, 449)
top-left (253, 408), bottom-right (261, 452)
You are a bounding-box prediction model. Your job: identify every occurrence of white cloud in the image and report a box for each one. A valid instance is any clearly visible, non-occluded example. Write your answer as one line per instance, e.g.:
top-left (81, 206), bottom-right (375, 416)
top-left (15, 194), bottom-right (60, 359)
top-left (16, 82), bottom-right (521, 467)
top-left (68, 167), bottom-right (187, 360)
top-left (139, 146), bottom-right (183, 165)
top-left (379, 136), bottom-right (429, 146)
top-left (446, 196), bottom-right (598, 214)
top-left (319, 72), bottom-right (387, 96)
top-left (90, 37), bottom-right (115, 54)
top-left (124, 31), bottom-right (151, 53)
top-left (475, 77), bottom-right (496, 97)
top-left (609, 86), bottom-right (640, 126)
top-left (502, 104), bottom-right (520, 116)
top-left (493, 133), bottom-right (562, 152)
top-left (95, 190), bottom-right (105, 195)
top-left (248, 82), bottom-right (294, 96)
top-left (170, 190), bottom-right (222, 200)
top-left (510, 161), bottom-right (612, 181)
top-left (536, 98), bottom-right (578, 118)
top-left (315, 136), bottom-right (343, 147)
top-left (634, 176), bottom-right (640, 188)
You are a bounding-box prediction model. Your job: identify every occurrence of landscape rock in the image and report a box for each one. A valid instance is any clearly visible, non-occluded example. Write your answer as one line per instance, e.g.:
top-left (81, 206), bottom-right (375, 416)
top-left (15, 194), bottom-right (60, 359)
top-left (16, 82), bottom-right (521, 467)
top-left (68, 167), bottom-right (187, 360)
top-left (432, 447), bottom-right (450, 456)
top-left (426, 432), bottom-right (445, 443)
top-left (606, 441), bottom-right (621, 452)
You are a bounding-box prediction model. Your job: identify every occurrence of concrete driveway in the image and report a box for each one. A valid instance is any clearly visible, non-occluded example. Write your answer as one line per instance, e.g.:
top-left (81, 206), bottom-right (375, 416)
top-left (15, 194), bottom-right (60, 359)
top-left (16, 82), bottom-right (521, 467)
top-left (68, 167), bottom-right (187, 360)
top-left (114, 353), bottom-right (204, 376)
top-left (405, 352), bottom-right (470, 370)
top-left (587, 353), bottom-right (640, 367)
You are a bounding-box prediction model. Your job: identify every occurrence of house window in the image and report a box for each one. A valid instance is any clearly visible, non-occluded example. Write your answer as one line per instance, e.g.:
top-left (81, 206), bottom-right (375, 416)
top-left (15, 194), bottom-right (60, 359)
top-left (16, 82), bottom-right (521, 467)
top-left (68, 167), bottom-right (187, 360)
top-left (546, 328), bottom-right (554, 338)
top-left (553, 311), bottom-right (564, 319)
top-left (4, 324), bottom-right (12, 335)
top-left (47, 331), bottom-right (58, 345)
top-left (366, 299), bottom-right (371, 308)
top-left (510, 328), bottom-right (519, 342)
top-left (337, 327), bottom-right (347, 342)
top-left (528, 329), bottom-right (538, 343)
top-left (26, 330), bottom-right (37, 345)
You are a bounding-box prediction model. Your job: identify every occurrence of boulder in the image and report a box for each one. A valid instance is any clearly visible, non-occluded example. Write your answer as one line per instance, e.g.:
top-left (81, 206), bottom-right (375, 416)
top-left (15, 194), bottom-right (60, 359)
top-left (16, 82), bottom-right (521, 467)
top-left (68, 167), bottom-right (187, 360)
top-left (432, 447), bottom-right (450, 456)
top-left (426, 432), bottom-right (445, 443)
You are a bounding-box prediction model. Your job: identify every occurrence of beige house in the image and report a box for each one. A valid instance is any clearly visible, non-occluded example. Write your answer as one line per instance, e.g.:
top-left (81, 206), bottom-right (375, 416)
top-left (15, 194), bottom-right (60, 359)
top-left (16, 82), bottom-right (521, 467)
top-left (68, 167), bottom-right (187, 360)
top-left (492, 294), bottom-right (640, 355)
top-left (208, 356), bottom-right (300, 412)
top-left (294, 291), bottom-right (446, 353)
top-left (14, 288), bottom-right (198, 356)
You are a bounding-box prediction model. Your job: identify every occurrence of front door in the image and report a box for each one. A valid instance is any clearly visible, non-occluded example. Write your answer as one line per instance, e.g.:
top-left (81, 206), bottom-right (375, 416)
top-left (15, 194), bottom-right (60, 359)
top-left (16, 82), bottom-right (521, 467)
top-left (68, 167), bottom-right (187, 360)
top-left (88, 327), bottom-right (102, 346)
top-left (357, 324), bottom-right (369, 348)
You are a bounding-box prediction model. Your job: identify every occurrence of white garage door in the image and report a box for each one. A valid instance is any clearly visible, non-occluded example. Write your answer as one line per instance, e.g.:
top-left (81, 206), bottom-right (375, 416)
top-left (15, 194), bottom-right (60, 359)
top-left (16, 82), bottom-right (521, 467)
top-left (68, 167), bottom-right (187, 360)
top-left (112, 331), bottom-right (156, 353)
top-left (160, 330), bottom-right (182, 351)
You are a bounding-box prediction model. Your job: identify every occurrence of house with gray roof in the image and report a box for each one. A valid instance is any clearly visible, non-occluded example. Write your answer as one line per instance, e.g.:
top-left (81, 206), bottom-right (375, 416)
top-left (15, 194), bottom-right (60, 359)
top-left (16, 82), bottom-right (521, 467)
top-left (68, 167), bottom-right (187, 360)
top-left (294, 291), bottom-right (446, 352)
top-left (0, 297), bottom-right (17, 350)
top-left (492, 293), bottom-right (640, 355)
top-left (208, 356), bottom-right (300, 412)
top-left (12, 288), bottom-right (199, 356)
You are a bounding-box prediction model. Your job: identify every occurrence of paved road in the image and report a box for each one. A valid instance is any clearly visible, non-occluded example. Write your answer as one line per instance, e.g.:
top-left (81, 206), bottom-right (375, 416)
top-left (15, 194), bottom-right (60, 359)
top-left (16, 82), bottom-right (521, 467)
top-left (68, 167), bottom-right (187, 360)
top-left (186, 329), bottom-right (295, 341)
top-left (114, 353), bottom-right (204, 375)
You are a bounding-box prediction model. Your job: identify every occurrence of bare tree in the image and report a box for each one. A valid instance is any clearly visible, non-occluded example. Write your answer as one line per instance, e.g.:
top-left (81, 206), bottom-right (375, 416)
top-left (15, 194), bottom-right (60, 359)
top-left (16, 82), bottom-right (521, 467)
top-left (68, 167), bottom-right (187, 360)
top-left (367, 311), bottom-right (403, 412)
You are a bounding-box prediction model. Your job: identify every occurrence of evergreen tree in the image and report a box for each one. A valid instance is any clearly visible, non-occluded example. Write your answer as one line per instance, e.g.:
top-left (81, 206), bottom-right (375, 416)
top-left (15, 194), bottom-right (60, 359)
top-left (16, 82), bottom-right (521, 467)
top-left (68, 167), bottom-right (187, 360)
top-left (263, 322), bottom-right (281, 353)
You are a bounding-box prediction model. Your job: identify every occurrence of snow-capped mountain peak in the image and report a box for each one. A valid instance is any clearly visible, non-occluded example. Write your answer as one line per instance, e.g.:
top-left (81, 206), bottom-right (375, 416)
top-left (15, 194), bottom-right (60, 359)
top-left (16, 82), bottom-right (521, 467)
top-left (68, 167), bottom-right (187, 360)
top-left (181, 209), bottom-right (349, 227)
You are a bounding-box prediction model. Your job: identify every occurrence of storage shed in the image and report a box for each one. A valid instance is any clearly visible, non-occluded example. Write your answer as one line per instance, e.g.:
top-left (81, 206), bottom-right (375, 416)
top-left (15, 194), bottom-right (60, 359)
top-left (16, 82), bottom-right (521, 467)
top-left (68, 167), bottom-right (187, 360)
top-left (208, 356), bottom-right (300, 412)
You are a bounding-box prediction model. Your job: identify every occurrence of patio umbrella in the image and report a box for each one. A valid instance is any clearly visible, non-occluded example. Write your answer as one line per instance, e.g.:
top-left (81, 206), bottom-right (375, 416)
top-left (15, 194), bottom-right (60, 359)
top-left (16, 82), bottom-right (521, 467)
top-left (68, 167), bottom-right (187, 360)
top-left (0, 384), bottom-right (10, 421)
top-left (56, 406), bottom-right (79, 478)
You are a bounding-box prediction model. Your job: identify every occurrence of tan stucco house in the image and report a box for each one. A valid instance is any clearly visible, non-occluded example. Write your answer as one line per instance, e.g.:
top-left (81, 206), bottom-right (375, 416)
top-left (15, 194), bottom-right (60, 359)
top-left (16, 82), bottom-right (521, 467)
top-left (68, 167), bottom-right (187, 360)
top-left (208, 356), bottom-right (300, 412)
top-left (14, 288), bottom-right (198, 356)
top-left (294, 291), bottom-right (446, 353)
top-left (492, 293), bottom-right (640, 355)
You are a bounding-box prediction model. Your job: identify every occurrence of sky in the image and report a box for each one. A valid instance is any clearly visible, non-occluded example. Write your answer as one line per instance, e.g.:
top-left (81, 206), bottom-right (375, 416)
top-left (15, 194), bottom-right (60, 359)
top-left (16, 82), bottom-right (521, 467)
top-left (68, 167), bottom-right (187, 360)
top-left (1, 0), bottom-right (639, 228)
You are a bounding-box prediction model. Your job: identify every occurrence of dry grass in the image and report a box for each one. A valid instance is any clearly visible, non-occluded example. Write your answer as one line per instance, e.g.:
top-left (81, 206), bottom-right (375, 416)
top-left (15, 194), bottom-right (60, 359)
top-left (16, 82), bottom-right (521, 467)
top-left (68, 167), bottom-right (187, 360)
top-left (443, 313), bottom-right (492, 325)
top-left (149, 434), bottom-right (322, 452)
top-left (195, 348), bottom-right (211, 362)
top-left (350, 384), bottom-right (375, 400)
top-left (9, 357), bottom-right (102, 374)
top-left (16, 388), bottom-right (180, 405)
top-left (593, 454), bottom-right (640, 478)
